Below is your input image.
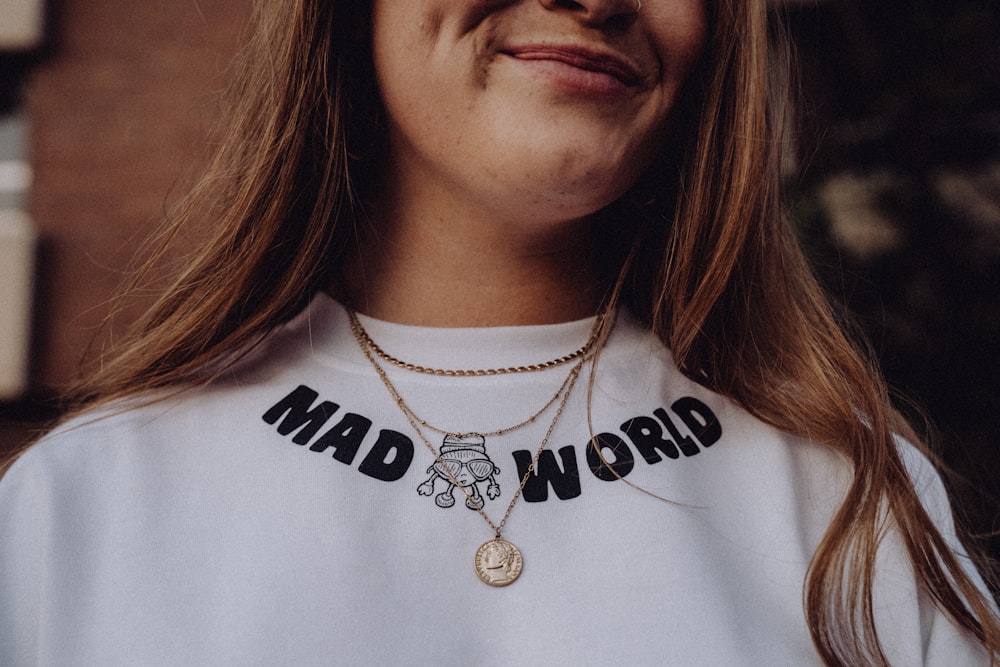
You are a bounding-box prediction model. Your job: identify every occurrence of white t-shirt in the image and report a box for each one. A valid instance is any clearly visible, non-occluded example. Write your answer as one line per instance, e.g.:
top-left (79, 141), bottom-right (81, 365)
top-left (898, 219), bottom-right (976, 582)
top-left (0, 295), bottom-right (991, 665)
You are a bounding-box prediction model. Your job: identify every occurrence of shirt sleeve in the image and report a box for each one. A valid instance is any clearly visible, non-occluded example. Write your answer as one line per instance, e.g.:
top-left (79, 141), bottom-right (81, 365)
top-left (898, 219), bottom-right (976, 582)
top-left (895, 440), bottom-right (997, 665)
top-left (0, 449), bottom-right (50, 665)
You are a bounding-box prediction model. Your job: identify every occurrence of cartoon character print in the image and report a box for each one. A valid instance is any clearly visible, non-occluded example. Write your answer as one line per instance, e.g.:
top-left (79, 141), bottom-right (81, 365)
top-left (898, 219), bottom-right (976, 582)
top-left (417, 434), bottom-right (501, 509)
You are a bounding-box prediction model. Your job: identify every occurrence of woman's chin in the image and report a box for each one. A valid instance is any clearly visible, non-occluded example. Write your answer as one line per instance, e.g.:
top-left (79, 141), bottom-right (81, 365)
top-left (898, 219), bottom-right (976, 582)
top-left (476, 186), bottom-right (624, 230)
top-left (494, 166), bottom-right (636, 220)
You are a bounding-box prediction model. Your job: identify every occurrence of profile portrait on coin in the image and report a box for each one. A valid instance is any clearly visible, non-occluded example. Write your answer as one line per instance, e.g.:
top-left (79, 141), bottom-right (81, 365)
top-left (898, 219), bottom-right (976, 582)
top-left (475, 539), bottom-right (523, 587)
top-left (1, 0), bottom-right (998, 665)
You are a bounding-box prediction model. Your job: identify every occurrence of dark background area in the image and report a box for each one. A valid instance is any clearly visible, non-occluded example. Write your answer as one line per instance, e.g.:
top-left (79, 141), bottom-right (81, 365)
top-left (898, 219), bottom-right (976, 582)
top-left (785, 0), bottom-right (1000, 563)
top-left (1, 0), bottom-right (997, 565)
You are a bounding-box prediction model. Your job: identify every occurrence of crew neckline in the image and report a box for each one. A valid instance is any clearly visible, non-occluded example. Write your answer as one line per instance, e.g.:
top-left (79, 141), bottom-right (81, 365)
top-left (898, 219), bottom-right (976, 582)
top-left (307, 292), bottom-right (604, 372)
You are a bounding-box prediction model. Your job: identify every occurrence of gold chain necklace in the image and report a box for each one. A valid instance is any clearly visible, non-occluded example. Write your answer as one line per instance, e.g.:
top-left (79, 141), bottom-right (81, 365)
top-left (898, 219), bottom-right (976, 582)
top-left (349, 312), bottom-right (594, 587)
top-left (350, 308), bottom-right (582, 439)
top-left (349, 310), bottom-right (602, 376)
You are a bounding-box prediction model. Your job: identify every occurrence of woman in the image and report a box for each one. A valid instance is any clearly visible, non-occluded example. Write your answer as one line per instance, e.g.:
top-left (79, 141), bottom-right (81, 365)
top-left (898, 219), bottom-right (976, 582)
top-left (1, 0), bottom-right (997, 665)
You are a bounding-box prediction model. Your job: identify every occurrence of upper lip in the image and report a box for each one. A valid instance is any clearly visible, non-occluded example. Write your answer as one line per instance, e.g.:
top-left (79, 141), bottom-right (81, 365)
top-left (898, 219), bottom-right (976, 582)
top-left (502, 44), bottom-right (642, 86)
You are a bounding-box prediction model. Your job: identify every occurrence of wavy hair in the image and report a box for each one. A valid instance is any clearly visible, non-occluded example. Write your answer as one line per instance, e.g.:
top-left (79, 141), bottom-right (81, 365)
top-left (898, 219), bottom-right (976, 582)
top-left (8, 1), bottom-right (999, 664)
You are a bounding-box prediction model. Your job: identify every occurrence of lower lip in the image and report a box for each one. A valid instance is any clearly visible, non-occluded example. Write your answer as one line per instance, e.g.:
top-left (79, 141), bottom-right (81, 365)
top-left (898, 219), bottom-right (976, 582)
top-left (504, 55), bottom-right (629, 98)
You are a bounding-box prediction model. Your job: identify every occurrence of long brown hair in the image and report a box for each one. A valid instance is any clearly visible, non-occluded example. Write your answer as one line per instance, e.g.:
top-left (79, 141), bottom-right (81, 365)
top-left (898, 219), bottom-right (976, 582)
top-left (11, 0), bottom-right (1000, 664)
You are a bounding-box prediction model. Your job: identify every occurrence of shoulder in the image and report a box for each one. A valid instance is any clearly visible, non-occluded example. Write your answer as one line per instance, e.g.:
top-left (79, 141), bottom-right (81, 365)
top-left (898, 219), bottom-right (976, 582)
top-left (896, 438), bottom-right (951, 512)
top-left (893, 438), bottom-right (977, 563)
top-left (3, 295), bottom-right (351, 484)
top-left (1, 397), bottom-right (202, 504)
top-left (5, 402), bottom-right (160, 475)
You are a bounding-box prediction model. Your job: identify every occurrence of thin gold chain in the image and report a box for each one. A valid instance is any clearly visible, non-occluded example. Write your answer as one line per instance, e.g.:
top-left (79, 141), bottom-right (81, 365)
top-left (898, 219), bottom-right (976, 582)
top-left (349, 311), bottom-right (583, 438)
top-left (393, 359), bottom-right (581, 439)
top-left (346, 308), bottom-right (603, 376)
top-left (355, 331), bottom-right (583, 539)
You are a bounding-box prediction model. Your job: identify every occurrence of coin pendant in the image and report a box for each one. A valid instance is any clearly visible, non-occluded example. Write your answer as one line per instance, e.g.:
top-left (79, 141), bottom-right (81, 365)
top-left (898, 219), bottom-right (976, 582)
top-left (474, 538), bottom-right (523, 587)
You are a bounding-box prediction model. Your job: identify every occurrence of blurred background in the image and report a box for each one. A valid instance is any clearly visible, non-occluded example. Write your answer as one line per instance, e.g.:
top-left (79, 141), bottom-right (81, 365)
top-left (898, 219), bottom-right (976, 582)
top-left (0, 1), bottom-right (997, 563)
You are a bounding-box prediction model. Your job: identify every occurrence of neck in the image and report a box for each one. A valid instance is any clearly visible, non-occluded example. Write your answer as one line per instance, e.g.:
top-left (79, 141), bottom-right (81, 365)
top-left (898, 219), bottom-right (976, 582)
top-left (337, 189), bottom-right (603, 327)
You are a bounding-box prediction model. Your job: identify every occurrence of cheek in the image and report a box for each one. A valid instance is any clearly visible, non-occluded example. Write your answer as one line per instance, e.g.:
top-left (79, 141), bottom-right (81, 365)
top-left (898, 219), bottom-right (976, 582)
top-left (370, 3), bottom-right (441, 96)
top-left (654, 2), bottom-right (708, 78)
top-left (373, 39), bottom-right (429, 140)
top-left (370, 4), bottom-right (472, 128)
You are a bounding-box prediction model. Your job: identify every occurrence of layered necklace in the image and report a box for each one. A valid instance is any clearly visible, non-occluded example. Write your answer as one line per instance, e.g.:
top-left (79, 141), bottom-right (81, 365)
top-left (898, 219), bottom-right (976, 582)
top-left (348, 308), bottom-right (609, 587)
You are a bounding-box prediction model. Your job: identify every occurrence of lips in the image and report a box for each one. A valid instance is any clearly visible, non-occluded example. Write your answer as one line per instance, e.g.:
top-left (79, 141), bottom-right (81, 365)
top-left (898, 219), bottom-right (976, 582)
top-left (502, 45), bottom-right (642, 87)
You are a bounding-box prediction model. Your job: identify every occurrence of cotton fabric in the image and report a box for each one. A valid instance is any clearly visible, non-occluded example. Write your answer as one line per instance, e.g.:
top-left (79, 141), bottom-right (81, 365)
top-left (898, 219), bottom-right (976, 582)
top-left (0, 295), bottom-right (989, 665)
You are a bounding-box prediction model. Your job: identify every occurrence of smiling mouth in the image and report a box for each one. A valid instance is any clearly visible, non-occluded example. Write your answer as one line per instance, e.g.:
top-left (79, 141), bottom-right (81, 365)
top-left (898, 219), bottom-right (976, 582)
top-left (503, 46), bottom-right (641, 87)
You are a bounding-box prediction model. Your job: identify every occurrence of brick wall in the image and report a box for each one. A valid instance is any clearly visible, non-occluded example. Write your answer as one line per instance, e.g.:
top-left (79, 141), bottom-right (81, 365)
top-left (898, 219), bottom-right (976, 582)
top-left (1, 0), bottom-right (250, 451)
